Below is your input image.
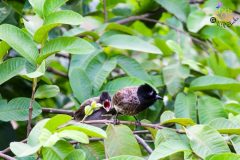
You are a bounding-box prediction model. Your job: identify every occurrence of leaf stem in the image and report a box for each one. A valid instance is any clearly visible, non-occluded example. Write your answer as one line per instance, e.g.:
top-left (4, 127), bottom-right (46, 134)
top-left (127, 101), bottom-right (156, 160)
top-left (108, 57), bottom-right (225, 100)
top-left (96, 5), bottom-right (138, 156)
top-left (103, 0), bottom-right (108, 23)
top-left (27, 78), bottom-right (37, 136)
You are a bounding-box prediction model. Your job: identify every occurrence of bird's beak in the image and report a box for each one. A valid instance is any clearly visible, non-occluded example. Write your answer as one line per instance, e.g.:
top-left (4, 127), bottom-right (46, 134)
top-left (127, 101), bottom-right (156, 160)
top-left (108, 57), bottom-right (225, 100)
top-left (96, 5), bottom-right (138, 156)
top-left (155, 95), bottom-right (163, 100)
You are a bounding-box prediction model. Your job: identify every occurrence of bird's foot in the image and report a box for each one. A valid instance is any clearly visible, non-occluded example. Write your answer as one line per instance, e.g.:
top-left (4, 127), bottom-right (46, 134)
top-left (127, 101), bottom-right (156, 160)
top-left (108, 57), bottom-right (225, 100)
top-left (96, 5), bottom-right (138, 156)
top-left (113, 118), bottom-right (120, 125)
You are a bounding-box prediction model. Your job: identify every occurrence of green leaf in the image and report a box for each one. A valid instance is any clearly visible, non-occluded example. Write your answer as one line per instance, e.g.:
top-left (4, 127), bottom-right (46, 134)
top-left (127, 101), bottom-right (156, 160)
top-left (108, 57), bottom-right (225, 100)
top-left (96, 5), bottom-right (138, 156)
top-left (10, 142), bottom-right (41, 157)
top-left (149, 140), bottom-right (190, 160)
top-left (190, 75), bottom-right (240, 91)
top-left (116, 55), bottom-right (152, 83)
top-left (28, 0), bottom-right (45, 17)
top-left (34, 10), bottom-right (83, 43)
top-left (100, 34), bottom-right (162, 54)
top-left (154, 0), bottom-right (190, 22)
top-left (166, 40), bottom-right (183, 60)
top-left (0, 97), bottom-right (42, 121)
top-left (187, 10), bottom-right (210, 33)
top-left (0, 41), bottom-right (10, 63)
top-left (185, 125), bottom-right (230, 159)
top-left (174, 92), bottom-right (197, 123)
top-left (86, 56), bottom-right (117, 90)
top-left (64, 149), bottom-right (86, 160)
top-left (44, 114), bottom-right (72, 133)
top-left (38, 37), bottom-right (95, 63)
top-left (205, 153), bottom-right (240, 160)
top-left (162, 64), bottom-right (190, 96)
top-left (106, 23), bottom-right (136, 35)
top-left (24, 60), bottom-right (46, 78)
top-left (39, 129), bottom-right (60, 147)
top-left (154, 128), bottom-right (183, 147)
top-left (43, 0), bottom-right (69, 17)
top-left (0, 24), bottom-right (39, 64)
top-left (35, 85), bottom-right (60, 99)
top-left (103, 76), bottom-right (145, 95)
top-left (198, 96), bottom-right (227, 124)
top-left (59, 123), bottom-right (107, 138)
top-left (79, 142), bottom-right (105, 160)
top-left (230, 135), bottom-right (240, 154)
top-left (225, 103), bottom-right (240, 115)
top-left (160, 111), bottom-right (195, 126)
top-left (42, 140), bottom-right (74, 160)
top-left (58, 130), bottom-right (89, 144)
top-left (28, 119), bottom-right (49, 146)
top-left (0, 57), bottom-right (26, 85)
top-left (69, 68), bottom-right (93, 103)
top-left (104, 124), bottom-right (142, 157)
top-left (109, 155), bottom-right (144, 160)
top-left (208, 118), bottom-right (240, 135)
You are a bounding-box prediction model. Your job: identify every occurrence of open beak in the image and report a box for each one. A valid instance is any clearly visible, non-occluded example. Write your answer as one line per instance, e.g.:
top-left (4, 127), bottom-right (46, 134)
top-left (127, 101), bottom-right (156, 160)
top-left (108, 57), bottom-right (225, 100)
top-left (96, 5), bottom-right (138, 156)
top-left (156, 95), bottom-right (163, 100)
top-left (103, 100), bottom-right (111, 112)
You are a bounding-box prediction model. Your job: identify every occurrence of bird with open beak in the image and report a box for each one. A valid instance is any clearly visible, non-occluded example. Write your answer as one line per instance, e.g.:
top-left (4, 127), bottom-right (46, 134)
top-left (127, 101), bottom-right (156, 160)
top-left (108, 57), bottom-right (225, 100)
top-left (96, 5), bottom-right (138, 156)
top-left (74, 92), bottom-right (112, 121)
top-left (112, 83), bottom-right (162, 124)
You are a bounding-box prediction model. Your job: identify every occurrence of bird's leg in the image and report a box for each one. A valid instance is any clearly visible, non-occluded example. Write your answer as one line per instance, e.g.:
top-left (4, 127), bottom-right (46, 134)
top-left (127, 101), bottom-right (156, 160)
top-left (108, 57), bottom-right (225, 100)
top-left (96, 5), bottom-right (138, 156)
top-left (134, 116), bottom-right (141, 126)
top-left (113, 112), bottom-right (120, 125)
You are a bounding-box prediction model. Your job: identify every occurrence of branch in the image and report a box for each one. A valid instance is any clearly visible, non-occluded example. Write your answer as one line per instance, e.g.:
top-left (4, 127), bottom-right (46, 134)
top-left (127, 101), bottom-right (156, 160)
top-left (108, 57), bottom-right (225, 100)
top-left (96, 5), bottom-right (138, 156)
top-left (83, 120), bottom-right (185, 134)
top-left (27, 78), bottom-right (37, 136)
top-left (103, 0), bottom-right (108, 23)
top-left (0, 139), bottom-right (27, 154)
top-left (42, 108), bottom-right (74, 116)
top-left (135, 135), bottom-right (153, 154)
top-left (116, 13), bottom-right (152, 24)
top-left (47, 67), bottom-right (68, 78)
top-left (0, 152), bottom-right (16, 160)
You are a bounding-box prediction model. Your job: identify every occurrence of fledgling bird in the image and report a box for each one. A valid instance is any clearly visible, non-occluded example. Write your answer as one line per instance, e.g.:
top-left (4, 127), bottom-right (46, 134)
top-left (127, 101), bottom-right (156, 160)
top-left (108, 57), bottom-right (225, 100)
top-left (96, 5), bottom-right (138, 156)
top-left (112, 83), bottom-right (162, 124)
top-left (74, 92), bottom-right (112, 121)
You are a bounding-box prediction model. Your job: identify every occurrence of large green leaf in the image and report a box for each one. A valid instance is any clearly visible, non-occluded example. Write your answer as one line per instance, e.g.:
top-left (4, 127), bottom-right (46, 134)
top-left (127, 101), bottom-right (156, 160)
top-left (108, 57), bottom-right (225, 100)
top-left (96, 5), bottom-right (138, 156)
top-left (205, 153), bottom-right (240, 160)
top-left (28, 119), bottom-right (49, 146)
top-left (154, 0), bottom-right (190, 22)
top-left (79, 142), bottom-right (105, 160)
top-left (187, 10), bottom-right (210, 33)
top-left (162, 64), bottom-right (190, 96)
top-left (58, 130), bottom-right (89, 144)
top-left (42, 140), bottom-right (74, 160)
top-left (160, 111), bottom-right (195, 126)
top-left (100, 34), bottom-right (162, 54)
top-left (38, 37), bottom-right (95, 63)
top-left (116, 55), bottom-right (152, 83)
top-left (24, 60), bottom-right (46, 78)
top-left (28, 0), bottom-right (45, 17)
top-left (59, 123), bottom-right (107, 138)
top-left (0, 24), bottom-right (39, 64)
top-left (0, 97), bottom-right (42, 121)
top-left (35, 85), bottom-right (60, 99)
top-left (43, 0), bottom-right (69, 17)
top-left (10, 142), bottom-right (41, 157)
top-left (149, 140), bottom-right (190, 160)
top-left (44, 114), bottom-right (72, 133)
top-left (86, 56), bottom-right (117, 90)
top-left (198, 96), bottom-right (227, 124)
top-left (185, 125), bottom-right (230, 159)
top-left (0, 57), bottom-right (26, 85)
top-left (103, 76), bottom-right (145, 95)
top-left (174, 92), bottom-right (197, 123)
top-left (64, 149), bottom-right (86, 160)
top-left (104, 124), bottom-right (142, 157)
top-left (69, 68), bottom-right (93, 103)
top-left (190, 75), bottom-right (240, 91)
top-left (34, 10), bottom-right (83, 43)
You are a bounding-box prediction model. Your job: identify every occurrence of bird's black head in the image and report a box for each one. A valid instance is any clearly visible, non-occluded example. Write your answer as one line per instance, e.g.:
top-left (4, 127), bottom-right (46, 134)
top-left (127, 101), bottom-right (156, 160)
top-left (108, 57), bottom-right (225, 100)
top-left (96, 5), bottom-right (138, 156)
top-left (137, 84), bottom-right (162, 106)
top-left (100, 92), bottom-right (112, 112)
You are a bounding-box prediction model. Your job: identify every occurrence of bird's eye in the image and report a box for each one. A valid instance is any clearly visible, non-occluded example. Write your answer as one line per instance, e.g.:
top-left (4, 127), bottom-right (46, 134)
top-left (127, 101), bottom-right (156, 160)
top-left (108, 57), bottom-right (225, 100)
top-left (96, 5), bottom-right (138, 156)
top-left (148, 91), bottom-right (154, 96)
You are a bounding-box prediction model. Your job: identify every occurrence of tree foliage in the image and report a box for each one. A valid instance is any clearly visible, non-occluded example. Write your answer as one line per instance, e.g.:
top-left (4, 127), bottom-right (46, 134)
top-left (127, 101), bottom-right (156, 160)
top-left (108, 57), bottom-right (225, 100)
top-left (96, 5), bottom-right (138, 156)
top-left (0, 0), bottom-right (240, 159)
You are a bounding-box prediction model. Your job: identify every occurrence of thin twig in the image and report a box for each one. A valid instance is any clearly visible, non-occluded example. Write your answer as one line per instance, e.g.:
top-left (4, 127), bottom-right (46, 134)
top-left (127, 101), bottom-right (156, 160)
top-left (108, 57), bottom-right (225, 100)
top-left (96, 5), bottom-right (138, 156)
top-left (42, 108), bottom-right (74, 116)
top-left (0, 152), bottom-right (16, 160)
top-left (116, 13), bottom-right (152, 24)
top-left (0, 139), bottom-right (27, 154)
top-left (47, 67), bottom-right (68, 78)
top-left (83, 120), bottom-right (185, 134)
top-left (103, 0), bottom-right (108, 23)
top-left (27, 78), bottom-right (37, 136)
top-left (135, 135), bottom-right (153, 154)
